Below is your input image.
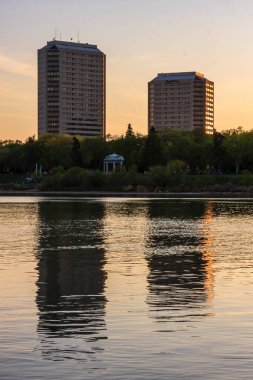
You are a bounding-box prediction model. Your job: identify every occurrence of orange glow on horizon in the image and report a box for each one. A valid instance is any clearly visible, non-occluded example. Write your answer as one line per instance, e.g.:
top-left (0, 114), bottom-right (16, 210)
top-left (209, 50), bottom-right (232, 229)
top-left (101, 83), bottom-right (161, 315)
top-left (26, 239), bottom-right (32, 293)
top-left (2, 1), bottom-right (253, 140)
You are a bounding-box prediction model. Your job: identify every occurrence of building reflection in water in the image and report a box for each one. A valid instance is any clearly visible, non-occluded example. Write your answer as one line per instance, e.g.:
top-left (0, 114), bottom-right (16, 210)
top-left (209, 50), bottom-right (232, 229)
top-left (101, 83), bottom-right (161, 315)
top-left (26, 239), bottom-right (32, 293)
top-left (200, 201), bottom-right (216, 304)
top-left (35, 200), bottom-right (107, 360)
top-left (102, 200), bottom-right (149, 311)
top-left (145, 200), bottom-right (215, 325)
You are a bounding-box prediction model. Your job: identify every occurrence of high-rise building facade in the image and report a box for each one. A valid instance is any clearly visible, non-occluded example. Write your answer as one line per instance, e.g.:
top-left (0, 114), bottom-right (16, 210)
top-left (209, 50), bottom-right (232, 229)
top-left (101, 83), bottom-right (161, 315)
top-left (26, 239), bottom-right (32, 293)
top-left (148, 72), bottom-right (214, 134)
top-left (38, 40), bottom-right (106, 138)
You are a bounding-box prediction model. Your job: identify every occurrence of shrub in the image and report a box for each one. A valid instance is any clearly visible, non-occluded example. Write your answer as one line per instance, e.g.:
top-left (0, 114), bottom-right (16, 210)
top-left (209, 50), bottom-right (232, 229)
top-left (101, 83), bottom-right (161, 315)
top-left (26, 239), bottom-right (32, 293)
top-left (84, 170), bottom-right (105, 189)
top-left (61, 167), bottom-right (85, 187)
top-left (167, 160), bottom-right (188, 174)
top-left (51, 166), bottom-right (64, 175)
top-left (147, 166), bottom-right (169, 188)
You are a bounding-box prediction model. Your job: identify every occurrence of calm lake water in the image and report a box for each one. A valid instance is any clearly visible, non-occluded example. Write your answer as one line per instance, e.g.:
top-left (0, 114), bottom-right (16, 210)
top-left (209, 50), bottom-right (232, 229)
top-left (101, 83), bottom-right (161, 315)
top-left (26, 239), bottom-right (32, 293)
top-left (1, 197), bottom-right (253, 379)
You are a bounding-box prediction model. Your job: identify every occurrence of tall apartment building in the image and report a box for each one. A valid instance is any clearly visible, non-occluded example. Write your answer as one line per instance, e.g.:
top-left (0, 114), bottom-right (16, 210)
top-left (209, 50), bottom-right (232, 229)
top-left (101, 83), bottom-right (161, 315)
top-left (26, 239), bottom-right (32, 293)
top-left (38, 40), bottom-right (106, 138)
top-left (148, 72), bottom-right (214, 134)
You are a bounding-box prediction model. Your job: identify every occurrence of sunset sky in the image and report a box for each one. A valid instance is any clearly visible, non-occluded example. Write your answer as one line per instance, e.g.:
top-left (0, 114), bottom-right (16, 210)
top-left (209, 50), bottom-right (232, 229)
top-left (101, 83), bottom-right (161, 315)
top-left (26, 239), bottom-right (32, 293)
top-left (1, 0), bottom-right (253, 140)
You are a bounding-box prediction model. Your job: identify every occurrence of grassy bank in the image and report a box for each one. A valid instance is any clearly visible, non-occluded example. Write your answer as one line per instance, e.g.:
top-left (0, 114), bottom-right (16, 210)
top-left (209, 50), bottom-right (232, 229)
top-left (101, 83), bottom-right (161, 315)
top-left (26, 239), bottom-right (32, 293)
top-left (2, 166), bottom-right (253, 193)
top-left (0, 174), bottom-right (37, 190)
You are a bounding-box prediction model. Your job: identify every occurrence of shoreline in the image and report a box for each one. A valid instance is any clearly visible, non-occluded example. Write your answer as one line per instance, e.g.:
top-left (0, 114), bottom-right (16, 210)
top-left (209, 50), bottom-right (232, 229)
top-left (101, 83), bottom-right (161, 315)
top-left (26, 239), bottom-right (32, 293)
top-left (1, 190), bottom-right (253, 198)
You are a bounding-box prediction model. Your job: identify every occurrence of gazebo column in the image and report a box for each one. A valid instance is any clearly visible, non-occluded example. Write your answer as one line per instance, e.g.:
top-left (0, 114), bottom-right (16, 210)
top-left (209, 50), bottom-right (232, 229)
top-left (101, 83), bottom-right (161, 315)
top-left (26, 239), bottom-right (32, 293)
top-left (104, 155), bottom-right (125, 173)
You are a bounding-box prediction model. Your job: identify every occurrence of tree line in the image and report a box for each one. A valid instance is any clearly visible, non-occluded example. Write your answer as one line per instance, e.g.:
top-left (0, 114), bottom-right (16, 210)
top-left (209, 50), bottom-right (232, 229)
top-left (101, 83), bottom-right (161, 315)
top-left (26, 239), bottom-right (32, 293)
top-left (0, 125), bottom-right (253, 176)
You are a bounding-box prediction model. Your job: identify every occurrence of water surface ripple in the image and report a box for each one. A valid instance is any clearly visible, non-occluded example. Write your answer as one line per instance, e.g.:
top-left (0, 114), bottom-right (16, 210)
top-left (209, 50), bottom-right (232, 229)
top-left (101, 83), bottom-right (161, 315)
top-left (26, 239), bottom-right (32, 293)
top-left (0, 197), bottom-right (253, 379)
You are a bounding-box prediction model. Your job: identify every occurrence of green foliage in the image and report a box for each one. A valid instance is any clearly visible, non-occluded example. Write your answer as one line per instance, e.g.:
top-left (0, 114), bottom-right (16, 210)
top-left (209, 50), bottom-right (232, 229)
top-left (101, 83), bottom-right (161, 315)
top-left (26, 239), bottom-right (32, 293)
top-left (51, 166), bottom-right (64, 175)
top-left (61, 167), bottom-right (85, 187)
top-left (125, 123), bottom-right (134, 137)
top-left (2, 127), bottom-right (253, 192)
top-left (83, 170), bottom-right (104, 189)
top-left (167, 160), bottom-right (188, 174)
top-left (141, 127), bottom-right (164, 170)
top-left (80, 137), bottom-right (108, 170)
top-left (147, 166), bottom-right (169, 187)
top-left (223, 127), bottom-right (253, 174)
top-left (40, 167), bottom-right (105, 190)
top-left (71, 137), bottom-right (83, 167)
top-left (107, 133), bottom-right (144, 171)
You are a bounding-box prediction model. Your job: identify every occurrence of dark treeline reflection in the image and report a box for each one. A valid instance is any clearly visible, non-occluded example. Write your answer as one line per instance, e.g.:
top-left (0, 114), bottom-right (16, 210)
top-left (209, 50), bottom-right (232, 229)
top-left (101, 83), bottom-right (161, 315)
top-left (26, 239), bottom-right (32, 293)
top-left (35, 200), bottom-right (107, 357)
top-left (207, 200), bottom-right (253, 218)
top-left (145, 200), bottom-right (215, 323)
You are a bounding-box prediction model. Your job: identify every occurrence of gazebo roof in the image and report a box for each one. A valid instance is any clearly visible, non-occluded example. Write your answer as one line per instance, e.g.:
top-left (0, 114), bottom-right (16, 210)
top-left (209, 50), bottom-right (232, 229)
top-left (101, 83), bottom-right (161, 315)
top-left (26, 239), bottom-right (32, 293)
top-left (104, 153), bottom-right (124, 163)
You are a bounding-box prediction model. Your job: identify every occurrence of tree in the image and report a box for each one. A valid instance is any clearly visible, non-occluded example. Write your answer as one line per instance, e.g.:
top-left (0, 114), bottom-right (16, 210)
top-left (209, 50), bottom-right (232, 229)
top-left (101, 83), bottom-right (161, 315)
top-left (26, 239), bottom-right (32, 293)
top-left (41, 134), bottom-right (72, 170)
top-left (192, 127), bottom-right (206, 144)
top-left (0, 143), bottom-right (24, 173)
top-left (141, 127), bottom-right (163, 171)
top-left (223, 127), bottom-right (250, 174)
top-left (213, 131), bottom-right (225, 174)
top-left (23, 136), bottom-right (42, 173)
top-left (126, 123), bottom-right (134, 137)
top-left (71, 137), bottom-right (83, 167)
top-left (159, 129), bottom-right (212, 173)
top-left (81, 137), bottom-right (108, 170)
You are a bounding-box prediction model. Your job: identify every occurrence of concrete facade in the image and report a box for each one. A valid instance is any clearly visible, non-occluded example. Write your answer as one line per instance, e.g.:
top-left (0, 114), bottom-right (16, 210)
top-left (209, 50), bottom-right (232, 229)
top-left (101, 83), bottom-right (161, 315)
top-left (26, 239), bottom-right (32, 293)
top-left (38, 40), bottom-right (106, 138)
top-left (148, 72), bottom-right (214, 134)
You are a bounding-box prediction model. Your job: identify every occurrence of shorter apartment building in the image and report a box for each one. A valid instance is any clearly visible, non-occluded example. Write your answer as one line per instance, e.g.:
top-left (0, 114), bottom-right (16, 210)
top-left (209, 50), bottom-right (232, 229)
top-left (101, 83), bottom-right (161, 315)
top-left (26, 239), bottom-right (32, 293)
top-left (148, 72), bottom-right (214, 134)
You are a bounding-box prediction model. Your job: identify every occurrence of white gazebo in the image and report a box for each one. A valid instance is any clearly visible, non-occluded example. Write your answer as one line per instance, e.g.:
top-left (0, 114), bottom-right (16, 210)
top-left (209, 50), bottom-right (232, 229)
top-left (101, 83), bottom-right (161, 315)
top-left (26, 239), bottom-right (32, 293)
top-left (103, 153), bottom-right (124, 173)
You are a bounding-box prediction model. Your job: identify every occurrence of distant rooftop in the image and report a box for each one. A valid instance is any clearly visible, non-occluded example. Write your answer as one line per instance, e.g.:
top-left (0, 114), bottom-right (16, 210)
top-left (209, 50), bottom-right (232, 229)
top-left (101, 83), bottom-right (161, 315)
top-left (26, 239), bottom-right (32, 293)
top-left (40, 40), bottom-right (103, 53)
top-left (152, 72), bottom-right (205, 82)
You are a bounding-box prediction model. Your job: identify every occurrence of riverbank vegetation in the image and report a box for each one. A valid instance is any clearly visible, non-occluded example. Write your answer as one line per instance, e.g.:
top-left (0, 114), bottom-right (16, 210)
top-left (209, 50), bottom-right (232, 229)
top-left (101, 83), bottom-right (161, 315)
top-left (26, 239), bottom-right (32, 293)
top-left (1, 126), bottom-right (253, 192)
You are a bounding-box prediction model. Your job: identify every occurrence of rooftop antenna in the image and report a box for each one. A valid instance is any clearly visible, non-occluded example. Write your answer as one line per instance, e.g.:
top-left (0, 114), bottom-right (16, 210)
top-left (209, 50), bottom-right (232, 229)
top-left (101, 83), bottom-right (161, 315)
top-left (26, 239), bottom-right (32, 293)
top-left (77, 27), bottom-right (80, 42)
top-left (53, 28), bottom-right (59, 41)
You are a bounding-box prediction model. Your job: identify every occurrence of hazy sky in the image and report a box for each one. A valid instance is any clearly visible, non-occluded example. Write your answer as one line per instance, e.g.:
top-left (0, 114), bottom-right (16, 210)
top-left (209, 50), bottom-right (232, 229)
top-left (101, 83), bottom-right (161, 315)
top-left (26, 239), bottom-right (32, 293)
top-left (1, 0), bottom-right (253, 140)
